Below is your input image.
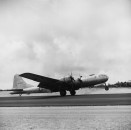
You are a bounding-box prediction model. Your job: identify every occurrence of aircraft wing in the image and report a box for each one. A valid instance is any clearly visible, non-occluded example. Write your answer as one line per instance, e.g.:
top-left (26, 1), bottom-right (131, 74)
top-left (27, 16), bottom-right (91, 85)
top-left (19, 73), bottom-right (59, 84)
top-left (20, 73), bottom-right (75, 92)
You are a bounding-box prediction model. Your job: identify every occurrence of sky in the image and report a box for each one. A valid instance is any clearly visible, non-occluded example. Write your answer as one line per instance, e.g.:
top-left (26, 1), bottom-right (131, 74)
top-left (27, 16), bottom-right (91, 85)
top-left (0, 0), bottom-right (131, 89)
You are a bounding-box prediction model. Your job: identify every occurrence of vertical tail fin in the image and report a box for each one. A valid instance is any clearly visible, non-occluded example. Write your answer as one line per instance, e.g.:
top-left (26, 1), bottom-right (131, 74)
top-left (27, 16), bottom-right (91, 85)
top-left (13, 74), bottom-right (29, 89)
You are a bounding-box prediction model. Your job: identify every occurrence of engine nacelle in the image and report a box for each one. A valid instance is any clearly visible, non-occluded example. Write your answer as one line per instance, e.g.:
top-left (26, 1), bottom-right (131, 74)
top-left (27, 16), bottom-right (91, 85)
top-left (60, 76), bottom-right (74, 83)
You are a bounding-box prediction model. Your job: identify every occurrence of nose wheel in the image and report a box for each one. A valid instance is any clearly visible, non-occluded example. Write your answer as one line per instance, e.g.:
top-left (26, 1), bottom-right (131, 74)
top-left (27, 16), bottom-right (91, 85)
top-left (105, 83), bottom-right (109, 91)
top-left (105, 86), bottom-right (109, 91)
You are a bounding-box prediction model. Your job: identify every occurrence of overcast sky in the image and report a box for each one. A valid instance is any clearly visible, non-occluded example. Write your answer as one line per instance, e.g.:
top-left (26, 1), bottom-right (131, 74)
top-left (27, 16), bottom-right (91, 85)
top-left (0, 0), bottom-right (131, 89)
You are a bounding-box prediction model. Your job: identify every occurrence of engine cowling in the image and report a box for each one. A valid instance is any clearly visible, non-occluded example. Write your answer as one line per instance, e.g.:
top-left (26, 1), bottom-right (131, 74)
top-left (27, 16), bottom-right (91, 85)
top-left (60, 76), bottom-right (75, 83)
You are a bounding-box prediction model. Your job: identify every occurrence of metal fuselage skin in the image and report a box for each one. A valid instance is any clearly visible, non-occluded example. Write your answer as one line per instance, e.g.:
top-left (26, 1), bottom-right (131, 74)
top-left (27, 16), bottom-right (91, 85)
top-left (58, 74), bottom-right (109, 91)
top-left (80, 74), bottom-right (109, 88)
top-left (10, 87), bottom-right (51, 95)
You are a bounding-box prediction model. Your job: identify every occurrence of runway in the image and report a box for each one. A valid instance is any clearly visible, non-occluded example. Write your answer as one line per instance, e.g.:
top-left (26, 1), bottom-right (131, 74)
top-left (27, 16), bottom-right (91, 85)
top-left (1, 106), bottom-right (131, 130)
top-left (0, 93), bottom-right (131, 107)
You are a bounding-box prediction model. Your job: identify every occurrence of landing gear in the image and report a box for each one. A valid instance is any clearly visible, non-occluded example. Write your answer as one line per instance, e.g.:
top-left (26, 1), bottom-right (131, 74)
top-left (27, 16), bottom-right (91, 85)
top-left (104, 83), bottom-right (109, 91)
top-left (19, 94), bottom-right (22, 96)
top-left (70, 90), bottom-right (76, 96)
top-left (105, 86), bottom-right (109, 91)
top-left (60, 90), bottom-right (66, 96)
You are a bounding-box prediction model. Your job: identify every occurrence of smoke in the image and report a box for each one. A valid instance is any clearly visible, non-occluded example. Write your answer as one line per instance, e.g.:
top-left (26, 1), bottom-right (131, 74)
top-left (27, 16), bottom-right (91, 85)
top-left (0, 0), bottom-right (131, 88)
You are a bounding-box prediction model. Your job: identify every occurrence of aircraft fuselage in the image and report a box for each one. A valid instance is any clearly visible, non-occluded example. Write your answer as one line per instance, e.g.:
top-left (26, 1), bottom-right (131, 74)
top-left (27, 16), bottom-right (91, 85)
top-left (80, 74), bottom-right (108, 88)
top-left (10, 87), bottom-right (51, 95)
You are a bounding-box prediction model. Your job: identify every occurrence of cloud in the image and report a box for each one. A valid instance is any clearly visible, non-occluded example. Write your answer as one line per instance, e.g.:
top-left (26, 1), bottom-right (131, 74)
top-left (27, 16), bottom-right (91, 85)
top-left (0, 0), bottom-right (131, 88)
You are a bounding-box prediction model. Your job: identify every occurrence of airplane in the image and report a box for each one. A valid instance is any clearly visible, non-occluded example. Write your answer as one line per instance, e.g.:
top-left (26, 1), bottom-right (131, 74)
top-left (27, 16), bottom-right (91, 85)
top-left (0, 74), bottom-right (51, 96)
top-left (18, 72), bottom-right (109, 96)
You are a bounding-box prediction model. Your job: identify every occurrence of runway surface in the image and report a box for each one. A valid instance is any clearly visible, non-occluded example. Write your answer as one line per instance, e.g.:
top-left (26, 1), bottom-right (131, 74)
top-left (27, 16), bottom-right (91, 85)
top-left (0, 93), bottom-right (131, 107)
top-left (1, 106), bottom-right (131, 130)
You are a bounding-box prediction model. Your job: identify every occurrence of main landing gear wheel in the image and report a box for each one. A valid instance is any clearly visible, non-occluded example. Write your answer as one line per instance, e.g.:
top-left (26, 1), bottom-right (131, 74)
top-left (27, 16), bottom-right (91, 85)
top-left (60, 90), bottom-right (66, 96)
top-left (19, 94), bottom-right (22, 96)
top-left (70, 90), bottom-right (76, 96)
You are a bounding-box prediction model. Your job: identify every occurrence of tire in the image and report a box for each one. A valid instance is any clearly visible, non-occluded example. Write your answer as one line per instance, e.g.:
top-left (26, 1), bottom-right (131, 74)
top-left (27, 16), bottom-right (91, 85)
top-left (60, 90), bottom-right (66, 96)
top-left (70, 90), bottom-right (76, 96)
top-left (105, 86), bottom-right (109, 91)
